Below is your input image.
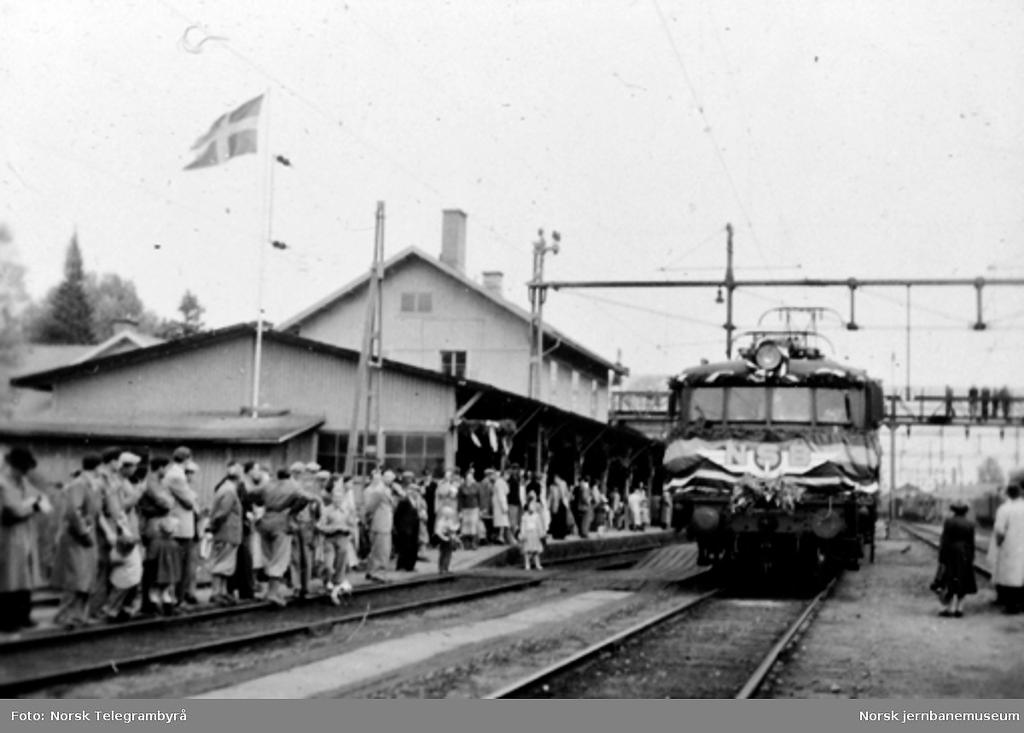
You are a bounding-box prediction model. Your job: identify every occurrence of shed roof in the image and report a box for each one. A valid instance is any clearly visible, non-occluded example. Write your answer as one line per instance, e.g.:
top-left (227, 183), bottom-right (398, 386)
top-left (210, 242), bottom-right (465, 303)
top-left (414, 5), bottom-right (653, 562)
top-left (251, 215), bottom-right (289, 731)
top-left (0, 412), bottom-right (324, 445)
top-left (277, 246), bottom-right (627, 376)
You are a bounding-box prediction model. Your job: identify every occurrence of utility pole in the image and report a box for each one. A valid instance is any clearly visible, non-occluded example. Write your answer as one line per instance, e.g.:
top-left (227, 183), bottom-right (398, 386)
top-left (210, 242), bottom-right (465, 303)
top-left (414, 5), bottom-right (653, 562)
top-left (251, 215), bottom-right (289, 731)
top-left (346, 202), bottom-right (386, 479)
top-left (528, 229), bottom-right (560, 474)
top-left (887, 394), bottom-right (897, 539)
top-left (724, 223), bottom-right (736, 358)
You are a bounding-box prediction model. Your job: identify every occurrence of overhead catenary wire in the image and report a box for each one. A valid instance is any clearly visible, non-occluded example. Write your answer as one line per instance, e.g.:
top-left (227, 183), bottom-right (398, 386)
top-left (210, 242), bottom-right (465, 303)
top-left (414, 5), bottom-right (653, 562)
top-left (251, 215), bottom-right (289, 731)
top-left (649, 0), bottom-right (768, 266)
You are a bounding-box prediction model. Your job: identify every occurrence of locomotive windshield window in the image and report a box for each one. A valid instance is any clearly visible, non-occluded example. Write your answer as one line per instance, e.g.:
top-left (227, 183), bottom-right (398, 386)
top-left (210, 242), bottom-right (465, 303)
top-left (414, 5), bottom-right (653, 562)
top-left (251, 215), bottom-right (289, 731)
top-left (816, 388), bottom-right (849, 424)
top-left (771, 388), bottom-right (812, 422)
top-left (728, 387), bottom-right (768, 422)
top-left (688, 388), bottom-right (724, 422)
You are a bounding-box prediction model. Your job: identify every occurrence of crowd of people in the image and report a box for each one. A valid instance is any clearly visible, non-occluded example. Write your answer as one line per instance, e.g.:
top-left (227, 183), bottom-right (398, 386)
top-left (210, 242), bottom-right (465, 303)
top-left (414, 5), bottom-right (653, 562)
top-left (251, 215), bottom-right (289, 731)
top-left (0, 445), bottom-right (665, 633)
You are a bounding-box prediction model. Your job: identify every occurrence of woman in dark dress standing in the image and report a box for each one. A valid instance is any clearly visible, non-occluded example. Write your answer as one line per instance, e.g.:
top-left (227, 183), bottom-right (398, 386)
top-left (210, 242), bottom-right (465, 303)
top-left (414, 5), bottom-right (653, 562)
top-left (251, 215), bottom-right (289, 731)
top-left (934, 500), bottom-right (978, 617)
top-left (392, 486), bottom-right (420, 572)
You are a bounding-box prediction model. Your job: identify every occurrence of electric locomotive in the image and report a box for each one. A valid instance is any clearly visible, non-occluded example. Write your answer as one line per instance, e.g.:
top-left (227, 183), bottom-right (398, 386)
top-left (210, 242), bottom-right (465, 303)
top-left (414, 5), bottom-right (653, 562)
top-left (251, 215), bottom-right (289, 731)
top-left (666, 330), bottom-right (885, 574)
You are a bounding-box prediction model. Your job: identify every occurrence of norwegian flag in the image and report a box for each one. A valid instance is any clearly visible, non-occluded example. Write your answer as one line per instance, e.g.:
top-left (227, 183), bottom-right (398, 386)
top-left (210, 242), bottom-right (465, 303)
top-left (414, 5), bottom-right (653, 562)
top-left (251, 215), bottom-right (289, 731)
top-left (184, 95), bottom-right (262, 170)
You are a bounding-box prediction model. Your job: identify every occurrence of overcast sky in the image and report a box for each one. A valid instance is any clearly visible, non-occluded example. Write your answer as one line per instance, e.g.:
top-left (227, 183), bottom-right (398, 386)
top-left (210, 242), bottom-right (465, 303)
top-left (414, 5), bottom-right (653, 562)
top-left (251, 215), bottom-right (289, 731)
top-left (3, 0), bottom-right (1023, 482)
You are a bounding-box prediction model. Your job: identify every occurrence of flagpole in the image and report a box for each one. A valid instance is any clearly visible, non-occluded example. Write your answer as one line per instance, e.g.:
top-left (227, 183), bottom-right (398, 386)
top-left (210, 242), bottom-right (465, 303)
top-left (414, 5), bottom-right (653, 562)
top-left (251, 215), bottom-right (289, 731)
top-left (252, 87), bottom-right (273, 418)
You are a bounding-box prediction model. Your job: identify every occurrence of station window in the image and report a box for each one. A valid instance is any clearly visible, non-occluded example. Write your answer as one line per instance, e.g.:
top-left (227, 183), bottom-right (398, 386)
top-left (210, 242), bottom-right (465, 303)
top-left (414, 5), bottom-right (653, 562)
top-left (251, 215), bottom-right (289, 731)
top-left (400, 291), bottom-right (433, 313)
top-left (441, 350), bottom-right (467, 378)
top-left (571, 370), bottom-right (580, 409)
top-left (549, 360), bottom-right (559, 397)
top-left (316, 431), bottom-right (349, 474)
top-left (381, 432), bottom-right (447, 474)
top-left (591, 378), bottom-right (599, 415)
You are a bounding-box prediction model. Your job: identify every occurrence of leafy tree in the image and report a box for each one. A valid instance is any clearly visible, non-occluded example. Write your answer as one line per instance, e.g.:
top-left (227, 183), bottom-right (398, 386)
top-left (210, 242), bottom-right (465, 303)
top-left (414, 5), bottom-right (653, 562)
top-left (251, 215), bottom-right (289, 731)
top-left (84, 272), bottom-right (163, 341)
top-left (33, 234), bottom-right (95, 344)
top-left (0, 225), bottom-right (29, 418)
top-left (0, 224), bottom-right (28, 364)
top-left (158, 290), bottom-right (206, 340)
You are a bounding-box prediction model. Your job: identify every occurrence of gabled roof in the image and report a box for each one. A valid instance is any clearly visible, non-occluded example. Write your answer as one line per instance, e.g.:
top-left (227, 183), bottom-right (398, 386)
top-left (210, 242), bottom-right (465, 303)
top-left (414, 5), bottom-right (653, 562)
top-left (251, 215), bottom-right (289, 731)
top-left (277, 246), bottom-right (627, 376)
top-left (10, 322), bottom-right (461, 392)
top-left (75, 330), bottom-right (164, 363)
top-left (9, 344), bottom-right (93, 377)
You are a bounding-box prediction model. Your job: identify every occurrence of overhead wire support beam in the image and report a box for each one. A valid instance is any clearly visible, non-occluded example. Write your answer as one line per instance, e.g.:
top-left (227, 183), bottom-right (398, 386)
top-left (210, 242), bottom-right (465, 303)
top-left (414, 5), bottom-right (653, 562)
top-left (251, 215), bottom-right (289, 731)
top-left (533, 276), bottom-right (1024, 290)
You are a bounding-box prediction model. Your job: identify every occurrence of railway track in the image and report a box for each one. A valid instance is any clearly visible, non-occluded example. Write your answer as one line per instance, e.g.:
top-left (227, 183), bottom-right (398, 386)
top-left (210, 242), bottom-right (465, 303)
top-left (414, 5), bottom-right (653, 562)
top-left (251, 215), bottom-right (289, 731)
top-left (0, 573), bottom-right (540, 697)
top-left (3, 572), bottom-right (470, 654)
top-left (487, 577), bottom-right (837, 699)
top-left (898, 522), bottom-right (992, 579)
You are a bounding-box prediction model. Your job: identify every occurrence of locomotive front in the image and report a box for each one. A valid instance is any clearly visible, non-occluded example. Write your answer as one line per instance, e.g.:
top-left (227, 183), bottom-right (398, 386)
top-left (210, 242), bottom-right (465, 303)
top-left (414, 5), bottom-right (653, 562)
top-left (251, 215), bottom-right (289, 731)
top-left (666, 336), bottom-right (885, 573)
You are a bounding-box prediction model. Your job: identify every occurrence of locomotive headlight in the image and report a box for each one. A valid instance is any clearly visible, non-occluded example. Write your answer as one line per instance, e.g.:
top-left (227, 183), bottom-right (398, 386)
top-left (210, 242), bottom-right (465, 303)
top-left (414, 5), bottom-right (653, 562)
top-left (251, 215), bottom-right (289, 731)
top-left (754, 341), bottom-right (784, 371)
top-left (811, 510), bottom-right (845, 539)
top-left (692, 506), bottom-right (721, 533)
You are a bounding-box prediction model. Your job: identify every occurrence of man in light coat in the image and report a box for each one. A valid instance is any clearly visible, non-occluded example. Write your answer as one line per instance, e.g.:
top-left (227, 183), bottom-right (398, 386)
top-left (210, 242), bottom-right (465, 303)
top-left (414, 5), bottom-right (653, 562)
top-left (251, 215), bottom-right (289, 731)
top-left (53, 455), bottom-right (102, 627)
top-left (490, 469), bottom-right (511, 545)
top-left (164, 446), bottom-right (198, 606)
top-left (993, 476), bottom-right (1024, 614)
top-left (362, 469), bottom-right (397, 582)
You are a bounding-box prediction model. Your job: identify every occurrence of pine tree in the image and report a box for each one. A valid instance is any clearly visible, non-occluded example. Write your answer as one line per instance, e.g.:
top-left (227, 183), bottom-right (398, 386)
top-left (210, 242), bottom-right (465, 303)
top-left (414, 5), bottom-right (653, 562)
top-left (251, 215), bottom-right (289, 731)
top-left (35, 233), bottom-right (95, 344)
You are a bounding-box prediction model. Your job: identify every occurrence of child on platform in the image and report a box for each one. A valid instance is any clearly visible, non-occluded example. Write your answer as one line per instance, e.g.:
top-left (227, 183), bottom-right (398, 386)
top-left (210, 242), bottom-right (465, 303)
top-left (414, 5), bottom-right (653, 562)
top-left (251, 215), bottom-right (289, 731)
top-left (434, 504), bottom-right (460, 575)
top-left (520, 494), bottom-right (545, 571)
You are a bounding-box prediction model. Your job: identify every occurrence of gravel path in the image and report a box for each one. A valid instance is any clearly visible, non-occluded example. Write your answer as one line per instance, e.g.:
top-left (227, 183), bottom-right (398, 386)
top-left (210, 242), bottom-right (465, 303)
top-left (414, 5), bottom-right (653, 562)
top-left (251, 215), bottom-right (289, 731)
top-left (763, 530), bottom-right (1024, 698)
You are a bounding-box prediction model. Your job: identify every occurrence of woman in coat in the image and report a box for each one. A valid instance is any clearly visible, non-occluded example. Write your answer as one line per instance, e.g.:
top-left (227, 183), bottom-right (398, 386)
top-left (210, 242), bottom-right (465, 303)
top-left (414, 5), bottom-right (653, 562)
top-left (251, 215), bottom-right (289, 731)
top-left (934, 500), bottom-right (977, 617)
top-left (52, 455), bottom-right (102, 627)
top-left (0, 447), bottom-right (47, 633)
top-left (208, 470), bottom-right (243, 605)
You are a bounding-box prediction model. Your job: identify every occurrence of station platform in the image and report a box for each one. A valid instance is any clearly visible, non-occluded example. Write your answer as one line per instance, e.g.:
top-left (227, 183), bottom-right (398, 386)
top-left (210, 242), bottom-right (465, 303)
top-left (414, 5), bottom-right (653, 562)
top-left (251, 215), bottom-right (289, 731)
top-left (24, 526), bottom-right (682, 630)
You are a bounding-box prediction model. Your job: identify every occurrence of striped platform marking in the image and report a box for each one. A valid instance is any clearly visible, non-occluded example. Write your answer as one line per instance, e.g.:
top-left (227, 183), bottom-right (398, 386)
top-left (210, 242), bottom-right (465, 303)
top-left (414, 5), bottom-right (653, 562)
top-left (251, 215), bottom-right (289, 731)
top-left (194, 590), bottom-right (632, 699)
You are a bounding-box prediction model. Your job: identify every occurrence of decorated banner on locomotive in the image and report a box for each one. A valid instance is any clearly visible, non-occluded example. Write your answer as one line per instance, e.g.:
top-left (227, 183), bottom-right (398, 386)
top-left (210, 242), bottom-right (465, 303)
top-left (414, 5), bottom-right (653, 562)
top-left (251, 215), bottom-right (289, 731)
top-left (665, 333), bottom-right (885, 571)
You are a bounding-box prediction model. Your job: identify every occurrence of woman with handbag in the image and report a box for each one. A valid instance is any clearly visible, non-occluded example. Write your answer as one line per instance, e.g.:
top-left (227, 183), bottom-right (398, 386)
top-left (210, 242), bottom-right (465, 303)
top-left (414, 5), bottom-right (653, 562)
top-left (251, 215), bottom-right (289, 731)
top-left (933, 500), bottom-right (977, 617)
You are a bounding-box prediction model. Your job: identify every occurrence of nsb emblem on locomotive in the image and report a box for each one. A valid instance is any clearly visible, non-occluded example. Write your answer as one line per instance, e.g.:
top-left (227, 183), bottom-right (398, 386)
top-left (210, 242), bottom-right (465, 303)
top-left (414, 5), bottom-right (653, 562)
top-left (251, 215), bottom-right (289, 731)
top-left (666, 324), bottom-right (885, 575)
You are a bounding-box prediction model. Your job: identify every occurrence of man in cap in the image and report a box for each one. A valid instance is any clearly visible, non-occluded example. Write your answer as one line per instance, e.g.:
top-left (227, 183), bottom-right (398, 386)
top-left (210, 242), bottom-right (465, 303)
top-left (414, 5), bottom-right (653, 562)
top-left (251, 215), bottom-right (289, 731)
top-left (0, 447), bottom-right (48, 632)
top-left (288, 461), bottom-right (322, 597)
top-left (258, 466), bottom-right (316, 605)
top-left (164, 447), bottom-right (198, 607)
top-left (993, 472), bottom-right (1024, 614)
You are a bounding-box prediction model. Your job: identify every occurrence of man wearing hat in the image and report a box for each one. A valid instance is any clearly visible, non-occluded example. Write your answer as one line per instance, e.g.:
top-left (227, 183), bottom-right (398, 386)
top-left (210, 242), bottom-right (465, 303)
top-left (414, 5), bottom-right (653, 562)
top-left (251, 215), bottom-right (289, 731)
top-left (87, 448), bottom-right (126, 618)
top-left (288, 461), bottom-right (322, 598)
top-left (993, 473), bottom-right (1024, 614)
top-left (164, 447), bottom-right (198, 607)
top-left (0, 447), bottom-right (48, 632)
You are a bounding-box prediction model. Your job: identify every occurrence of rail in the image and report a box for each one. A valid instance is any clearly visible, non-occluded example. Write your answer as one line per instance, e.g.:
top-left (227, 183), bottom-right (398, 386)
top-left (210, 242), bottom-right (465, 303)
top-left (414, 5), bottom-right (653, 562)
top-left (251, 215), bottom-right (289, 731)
top-left (0, 575), bottom-right (541, 697)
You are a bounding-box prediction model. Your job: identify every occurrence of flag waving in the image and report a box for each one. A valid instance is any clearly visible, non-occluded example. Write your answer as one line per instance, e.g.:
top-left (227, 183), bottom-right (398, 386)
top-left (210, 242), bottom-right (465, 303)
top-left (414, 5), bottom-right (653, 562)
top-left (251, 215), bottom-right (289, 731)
top-left (184, 95), bottom-right (263, 170)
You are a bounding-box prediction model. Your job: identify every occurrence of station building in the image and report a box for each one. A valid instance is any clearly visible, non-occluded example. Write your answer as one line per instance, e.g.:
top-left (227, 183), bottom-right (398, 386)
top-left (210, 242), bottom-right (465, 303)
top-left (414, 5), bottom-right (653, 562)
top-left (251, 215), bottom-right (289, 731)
top-left (3, 210), bottom-right (659, 504)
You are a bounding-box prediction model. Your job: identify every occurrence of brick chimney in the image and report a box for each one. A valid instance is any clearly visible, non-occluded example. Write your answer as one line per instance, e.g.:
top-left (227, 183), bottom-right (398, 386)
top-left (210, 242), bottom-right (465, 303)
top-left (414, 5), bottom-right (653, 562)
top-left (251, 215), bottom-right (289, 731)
top-left (440, 209), bottom-right (467, 273)
top-left (111, 317), bottom-right (139, 335)
top-left (482, 271), bottom-right (504, 299)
